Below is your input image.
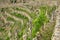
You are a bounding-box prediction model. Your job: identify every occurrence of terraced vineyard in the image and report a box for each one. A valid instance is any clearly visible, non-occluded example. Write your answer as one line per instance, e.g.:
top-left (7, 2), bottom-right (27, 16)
top-left (0, 5), bottom-right (37, 40)
top-left (0, 0), bottom-right (59, 40)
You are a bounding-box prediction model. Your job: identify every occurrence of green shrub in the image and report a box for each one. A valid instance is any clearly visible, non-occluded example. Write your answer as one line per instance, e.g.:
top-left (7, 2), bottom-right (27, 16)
top-left (32, 5), bottom-right (56, 38)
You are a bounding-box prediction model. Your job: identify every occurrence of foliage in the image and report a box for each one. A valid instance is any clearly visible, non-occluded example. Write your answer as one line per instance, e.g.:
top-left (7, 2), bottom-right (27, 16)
top-left (32, 5), bottom-right (56, 38)
top-left (0, 4), bottom-right (57, 40)
top-left (32, 6), bottom-right (49, 38)
top-left (13, 7), bottom-right (36, 18)
top-left (0, 27), bottom-right (5, 32)
top-left (10, 12), bottom-right (28, 20)
top-left (6, 37), bottom-right (10, 40)
top-left (7, 16), bottom-right (15, 22)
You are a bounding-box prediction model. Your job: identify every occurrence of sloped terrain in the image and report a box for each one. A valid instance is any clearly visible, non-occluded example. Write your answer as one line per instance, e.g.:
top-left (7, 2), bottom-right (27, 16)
top-left (0, 5), bottom-right (37, 40)
top-left (0, 0), bottom-right (59, 40)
